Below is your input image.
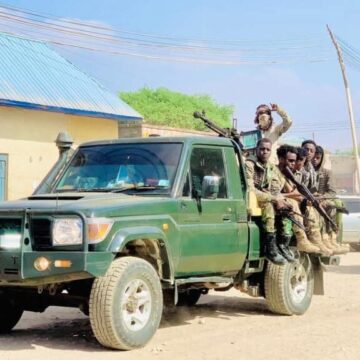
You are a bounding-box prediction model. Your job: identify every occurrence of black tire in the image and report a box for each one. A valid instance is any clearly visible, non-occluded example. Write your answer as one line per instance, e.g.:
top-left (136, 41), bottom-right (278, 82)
top-left (177, 289), bottom-right (202, 306)
top-left (89, 257), bottom-right (163, 350)
top-left (0, 297), bottom-right (23, 333)
top-left (264, 253), bottom-right (314, 315)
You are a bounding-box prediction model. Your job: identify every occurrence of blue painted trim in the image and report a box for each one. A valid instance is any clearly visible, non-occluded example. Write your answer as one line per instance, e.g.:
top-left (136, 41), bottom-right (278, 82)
top-left (0, 99), bottom-right (142, 121)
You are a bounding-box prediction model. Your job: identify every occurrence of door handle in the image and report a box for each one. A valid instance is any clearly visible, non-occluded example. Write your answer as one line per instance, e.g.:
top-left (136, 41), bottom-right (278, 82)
top-left (222, 215), bottom-right (231, 222)
top-left (180, 201), bottom-right (187, 209)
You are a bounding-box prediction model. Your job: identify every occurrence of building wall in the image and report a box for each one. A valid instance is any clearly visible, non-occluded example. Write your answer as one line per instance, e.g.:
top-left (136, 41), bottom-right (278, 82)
top-left (0, 106), bottom-right (119, 200)
top-left (142, 124), bottom-right (212, 137)
top-left (329, 155), bottom-right (357, 194)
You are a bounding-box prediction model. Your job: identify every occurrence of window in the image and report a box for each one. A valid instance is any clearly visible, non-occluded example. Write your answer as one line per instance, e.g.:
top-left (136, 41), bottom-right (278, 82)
top-left (55, 143), bottom-right (183, 195)
top-left (189, 147), bottom-right (227, 199)
top-left (342, 198), bottom-right (360, 213)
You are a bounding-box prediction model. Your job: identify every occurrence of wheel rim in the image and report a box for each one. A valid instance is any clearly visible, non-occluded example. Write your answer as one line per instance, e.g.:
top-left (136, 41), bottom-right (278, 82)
top-left (121, 279), bottom-right (152, 332)
top-left (289, 259), bottom-right (309, 304)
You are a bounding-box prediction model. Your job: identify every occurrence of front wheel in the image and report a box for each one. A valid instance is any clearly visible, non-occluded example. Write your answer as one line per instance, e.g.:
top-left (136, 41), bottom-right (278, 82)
top-left (264, 253), bottom-right (314, 315)
top-left (89, 257), bottom-right (163, 350)
top-left (0, 297), bottom-right (23, 333)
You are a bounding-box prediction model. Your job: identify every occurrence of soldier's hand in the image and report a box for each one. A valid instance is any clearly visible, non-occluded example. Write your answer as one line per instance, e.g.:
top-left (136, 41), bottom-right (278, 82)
top-left (270, 103), bottom-right (278, 111)
top-left (274, 197), bottom-right (288, 210)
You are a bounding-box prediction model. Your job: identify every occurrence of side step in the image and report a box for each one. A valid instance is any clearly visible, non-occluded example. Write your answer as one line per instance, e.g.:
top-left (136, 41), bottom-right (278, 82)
top-left (174, 276), bottom-right (233, 304)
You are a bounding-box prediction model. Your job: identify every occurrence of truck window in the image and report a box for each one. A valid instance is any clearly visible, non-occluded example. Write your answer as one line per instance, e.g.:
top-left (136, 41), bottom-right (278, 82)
top-left (55, 143), bottom-right (183, 195)
top-left (190, 147), bottom-right (227, 199)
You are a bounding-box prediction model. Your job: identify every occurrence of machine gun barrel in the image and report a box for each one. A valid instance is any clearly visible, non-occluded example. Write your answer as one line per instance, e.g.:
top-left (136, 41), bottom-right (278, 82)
top-left (193, 111), bottom-right (243, 149)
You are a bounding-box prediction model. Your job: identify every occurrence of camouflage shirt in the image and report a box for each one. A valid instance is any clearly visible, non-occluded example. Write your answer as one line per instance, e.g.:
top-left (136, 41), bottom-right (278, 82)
top-left (245, 156), bottom-right (285, 203)
top-left (316, 167), bottom-right (336, 197)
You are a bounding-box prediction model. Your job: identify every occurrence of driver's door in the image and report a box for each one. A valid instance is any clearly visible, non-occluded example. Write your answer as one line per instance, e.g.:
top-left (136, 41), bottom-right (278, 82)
top-left (176, 145), bottom-right (242, 276)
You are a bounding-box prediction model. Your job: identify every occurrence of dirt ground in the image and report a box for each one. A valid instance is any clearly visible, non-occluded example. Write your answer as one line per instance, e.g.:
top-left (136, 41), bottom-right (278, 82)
top-left (1, 252), bottom-right (360, 360)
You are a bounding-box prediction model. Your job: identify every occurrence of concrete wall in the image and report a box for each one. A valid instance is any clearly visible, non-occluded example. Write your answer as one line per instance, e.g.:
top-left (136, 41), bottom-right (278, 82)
top-left (329, 154), bottom-right (357, 193)
top-left (0, 106), bottom-right (119, 200)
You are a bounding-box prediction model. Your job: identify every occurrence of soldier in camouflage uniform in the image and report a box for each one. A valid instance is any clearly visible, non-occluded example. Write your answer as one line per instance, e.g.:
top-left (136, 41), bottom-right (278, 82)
top-left (276, 145), bottom-right (321, 255)
top-left (245, 138), bottom-right (293, 265)
top-left (299, 140), bottom-right (333, 255)
top-left (254, 103), bottom-right (292, 164)
top-left (313, 146), bottom-right (349, 254)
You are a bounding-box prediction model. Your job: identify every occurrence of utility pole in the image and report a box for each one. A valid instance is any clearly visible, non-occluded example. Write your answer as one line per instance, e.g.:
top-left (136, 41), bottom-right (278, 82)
top-left (327, 25), bottom-right (360, 194)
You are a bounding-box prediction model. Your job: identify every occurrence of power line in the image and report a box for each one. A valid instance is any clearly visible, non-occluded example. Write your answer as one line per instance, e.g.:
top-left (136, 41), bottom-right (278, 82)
top-left (0, 2), bottom-right (328, 47)
top-left (0, 3), bottom-right (331, 65)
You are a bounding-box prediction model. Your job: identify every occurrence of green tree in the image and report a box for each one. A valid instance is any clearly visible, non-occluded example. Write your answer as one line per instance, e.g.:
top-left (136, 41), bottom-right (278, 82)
top-left (119, 87), bottom-right (234, 131)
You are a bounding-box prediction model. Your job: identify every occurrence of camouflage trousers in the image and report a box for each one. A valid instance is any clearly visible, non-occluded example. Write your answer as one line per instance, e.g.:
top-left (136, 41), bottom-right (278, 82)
top-left (320, 198), bottom-right (343, 243)
top-left (304, 206), bottom-right (323, 243)
top-left (259, 201), bottom-right (292, 236)
top-left (284, 198), bottom-right (308, 242)
top-left (279, 198), bottom-right (323, 244)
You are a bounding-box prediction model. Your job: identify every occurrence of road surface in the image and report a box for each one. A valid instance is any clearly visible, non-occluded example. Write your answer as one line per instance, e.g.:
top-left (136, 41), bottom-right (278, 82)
top-left (1, 252), bottom-right (360, 360)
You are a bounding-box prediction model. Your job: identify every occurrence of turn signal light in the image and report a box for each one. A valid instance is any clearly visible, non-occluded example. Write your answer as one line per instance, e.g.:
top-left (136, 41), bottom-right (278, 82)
top-left (87, 218), bottom-right (113, 244)
top-left (54, 260), bottom-right (72, 268)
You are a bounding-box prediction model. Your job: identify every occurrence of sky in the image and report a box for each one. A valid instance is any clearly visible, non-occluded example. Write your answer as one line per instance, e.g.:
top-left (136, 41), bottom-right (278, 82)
top-left (1, 0), bottom-right (360, 152)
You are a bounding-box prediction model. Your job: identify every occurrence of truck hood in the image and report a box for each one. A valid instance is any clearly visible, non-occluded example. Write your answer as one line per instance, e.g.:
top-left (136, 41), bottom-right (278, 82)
top-left (0, 192), bottom-right (169, 214)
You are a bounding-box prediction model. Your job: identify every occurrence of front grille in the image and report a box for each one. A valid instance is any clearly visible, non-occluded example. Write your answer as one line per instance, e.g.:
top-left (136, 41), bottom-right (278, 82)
top-left (31, 218), bottom-right (52, 251)
top-left (4, 268), bottom-right (19, 275)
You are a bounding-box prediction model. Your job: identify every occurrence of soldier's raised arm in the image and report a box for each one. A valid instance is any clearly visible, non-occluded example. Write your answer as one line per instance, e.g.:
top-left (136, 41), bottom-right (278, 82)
top-left (270, 103), bottom-right (293, 137)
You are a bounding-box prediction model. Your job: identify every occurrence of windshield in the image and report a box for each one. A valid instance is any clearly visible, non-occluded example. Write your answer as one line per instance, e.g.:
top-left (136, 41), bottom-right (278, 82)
top-left (55, 142), bottom-right (183, 194)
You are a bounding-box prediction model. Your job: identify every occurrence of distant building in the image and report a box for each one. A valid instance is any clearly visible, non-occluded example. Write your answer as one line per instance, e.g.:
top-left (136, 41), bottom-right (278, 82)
top-left (0, 33), bottom-right (142, 200)
top-left (330, 155), bottom-right (357, 194)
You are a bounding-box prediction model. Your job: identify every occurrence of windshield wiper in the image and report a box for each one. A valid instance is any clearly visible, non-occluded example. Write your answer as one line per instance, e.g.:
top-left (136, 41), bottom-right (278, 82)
top-left (55, 188), bottom-right (112, 193)
top-left (110, 185), bottom-right (166, 193)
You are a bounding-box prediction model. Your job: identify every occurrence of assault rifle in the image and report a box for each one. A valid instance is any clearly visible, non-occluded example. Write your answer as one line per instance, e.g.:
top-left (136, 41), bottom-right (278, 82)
top-left (283, 166), bottom-right (338, 232)
top-left (277, 207), bottom-right (307, 231)
top-left (314, 196), bottom-right (349, 215)
top-left (193, 111), bottom-right (243, 150)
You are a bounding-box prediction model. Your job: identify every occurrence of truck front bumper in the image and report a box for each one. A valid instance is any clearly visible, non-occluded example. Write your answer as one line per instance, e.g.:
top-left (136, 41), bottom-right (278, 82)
top-left (0, 250), bottom-right (114, 285)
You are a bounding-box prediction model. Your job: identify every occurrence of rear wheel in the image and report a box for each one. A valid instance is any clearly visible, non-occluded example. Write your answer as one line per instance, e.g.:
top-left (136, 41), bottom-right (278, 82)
top-left (0, 297), bottom-right (23, 333)
top-left (264, 253), bottom-right (314, 315)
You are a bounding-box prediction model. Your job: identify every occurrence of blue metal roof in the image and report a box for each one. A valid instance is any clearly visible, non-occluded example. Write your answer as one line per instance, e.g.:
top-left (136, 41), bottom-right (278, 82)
top-left (0, 32), bottom-right (142, 121)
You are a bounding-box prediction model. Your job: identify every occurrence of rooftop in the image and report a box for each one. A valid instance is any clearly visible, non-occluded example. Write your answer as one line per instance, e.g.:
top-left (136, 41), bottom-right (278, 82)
top-left (0, 32), bottom-right (142, 121)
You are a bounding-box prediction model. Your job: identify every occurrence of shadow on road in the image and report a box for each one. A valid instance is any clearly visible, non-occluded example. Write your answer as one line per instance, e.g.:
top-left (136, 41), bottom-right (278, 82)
top-left (161, 293), bottom-right (272, 328)
top-left (327, 265), bottom-right (360, 275)
top-left (0, 317), bottom-right (103, 352)
top-left (0, 294), bottom-right (271, 352)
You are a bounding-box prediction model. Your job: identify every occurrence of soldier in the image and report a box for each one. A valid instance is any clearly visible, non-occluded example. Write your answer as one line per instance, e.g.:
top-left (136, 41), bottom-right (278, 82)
top-left (245, 138), bottom-right (293, 264)
top-left (313, 146), bottom-right (349, 254)
top-left (301, 140), bottom-right (318, 193)
top-left (276, 145), bottom-right (321, 255)
top-left (295, 147), bottom-right (310, 186)
top-left (254, 103), bottom-right (292, 163)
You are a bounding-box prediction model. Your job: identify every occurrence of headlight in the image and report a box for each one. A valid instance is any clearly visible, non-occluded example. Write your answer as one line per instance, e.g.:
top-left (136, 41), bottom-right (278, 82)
top-left (87, 218), bottom-right (113, 244)
top-left (52, 218), bottom-right (83, 246)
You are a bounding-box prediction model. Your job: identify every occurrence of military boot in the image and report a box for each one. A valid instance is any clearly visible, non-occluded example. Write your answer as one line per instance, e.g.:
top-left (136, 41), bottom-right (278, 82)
top-left (265, 233), bottom-right (287, 265)
top-left (322, 233), bottom-right (345, 255)
top-left (295, 230), bottom-right (321, 254)
top-left (329, 232), bottom-right (350, 254)
top-left (278, 235), bottom-right (296, 262)
top-left (307, 231), bottom-right (332, 256)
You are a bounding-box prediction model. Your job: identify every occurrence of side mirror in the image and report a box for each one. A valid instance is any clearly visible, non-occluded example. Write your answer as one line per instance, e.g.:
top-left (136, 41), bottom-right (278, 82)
top-left (202, 175), bottom-right (220, 199)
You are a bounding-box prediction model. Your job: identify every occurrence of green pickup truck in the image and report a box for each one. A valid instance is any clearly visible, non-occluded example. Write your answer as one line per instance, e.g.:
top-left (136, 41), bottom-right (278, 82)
top-left (0, 135), bottom-right (333, 350)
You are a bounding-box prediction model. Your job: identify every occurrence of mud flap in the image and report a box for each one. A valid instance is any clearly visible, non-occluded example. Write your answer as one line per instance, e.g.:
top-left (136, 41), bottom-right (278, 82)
top-left (310, 255), bottom-right (341, 295)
